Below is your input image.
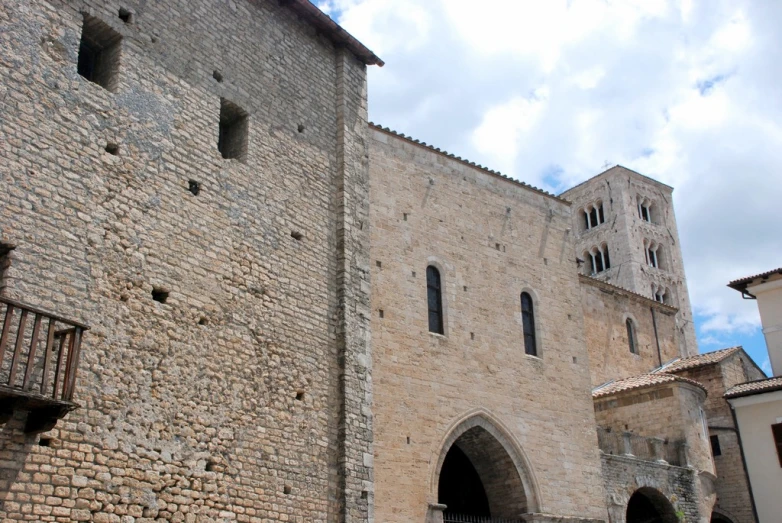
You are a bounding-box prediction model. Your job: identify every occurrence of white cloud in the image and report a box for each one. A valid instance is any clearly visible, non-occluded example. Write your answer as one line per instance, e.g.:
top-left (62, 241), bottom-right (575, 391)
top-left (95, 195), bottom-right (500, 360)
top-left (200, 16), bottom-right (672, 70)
top-left (333, 0), bottom-right (782, 346)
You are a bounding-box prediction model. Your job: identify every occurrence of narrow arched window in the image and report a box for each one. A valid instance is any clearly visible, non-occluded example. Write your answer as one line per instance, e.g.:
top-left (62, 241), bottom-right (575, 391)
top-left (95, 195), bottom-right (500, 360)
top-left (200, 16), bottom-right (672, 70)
top-left (521, 292), bottom-right (537, 356)
top-left (626, 318), bottom-right (637, 354)
top-left (427, 266), bottom-right (444, 334)
top-left (589, 207), bottom-right (599, 228)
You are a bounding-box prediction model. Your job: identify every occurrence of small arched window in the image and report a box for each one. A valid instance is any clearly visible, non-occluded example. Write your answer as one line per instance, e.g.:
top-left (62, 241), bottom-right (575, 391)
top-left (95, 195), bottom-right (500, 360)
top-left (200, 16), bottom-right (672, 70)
top-left (626, 318), bottom-right (637, 354)
top-left (426, 266), bottom-right (444, 334)
top-left (521, 292), bottom-right (537, 356)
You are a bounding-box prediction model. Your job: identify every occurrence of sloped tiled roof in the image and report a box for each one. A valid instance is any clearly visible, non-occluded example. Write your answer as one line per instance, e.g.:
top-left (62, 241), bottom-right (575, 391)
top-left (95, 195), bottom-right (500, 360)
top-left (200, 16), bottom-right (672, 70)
top-left (725, 376), bottom-right (782, 399)
top-left (369, 123), bottom-right (568, 204)
top-left (593, 373), bottom-right (706, 399)
top-left (655, 346), bottom-right (742, 374)
top-left (728, 267), bottom-right (782, 291)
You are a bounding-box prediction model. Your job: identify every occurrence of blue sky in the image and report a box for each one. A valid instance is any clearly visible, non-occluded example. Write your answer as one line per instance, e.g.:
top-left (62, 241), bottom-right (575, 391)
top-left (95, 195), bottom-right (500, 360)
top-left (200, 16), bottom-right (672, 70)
top-left (318, 0), bottom-right (781, 373)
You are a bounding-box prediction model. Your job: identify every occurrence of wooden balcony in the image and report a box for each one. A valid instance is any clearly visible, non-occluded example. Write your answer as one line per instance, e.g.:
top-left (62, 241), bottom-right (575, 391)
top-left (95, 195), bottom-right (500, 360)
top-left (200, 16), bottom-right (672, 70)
top-left (0, 297), bottom-right (89, 433)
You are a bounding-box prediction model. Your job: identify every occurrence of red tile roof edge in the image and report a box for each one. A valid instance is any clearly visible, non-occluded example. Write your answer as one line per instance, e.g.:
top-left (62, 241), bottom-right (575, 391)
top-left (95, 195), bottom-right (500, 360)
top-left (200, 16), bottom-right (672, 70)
top-left (593, 373), bottom-right (706, 399)
top-left (654, 346), bottom-right (743, 374)
top-left (724, 376), bottom-right (782, 399)
top-left (727, 267), bottom-right (782, 291)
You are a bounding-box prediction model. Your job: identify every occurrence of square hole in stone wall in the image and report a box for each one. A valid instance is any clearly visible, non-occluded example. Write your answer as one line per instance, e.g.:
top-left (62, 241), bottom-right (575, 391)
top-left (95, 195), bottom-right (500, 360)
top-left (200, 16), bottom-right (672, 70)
top-left (0, 243), bottom-right (15, 295)
top-left (118, 7), bottom-right (133, 24)
top-left (218, 98), bottom-right (249, 161)
top-left (151, 287), bottom-right (169, 303)
top-left (78, 15), bottom-right (122, 91)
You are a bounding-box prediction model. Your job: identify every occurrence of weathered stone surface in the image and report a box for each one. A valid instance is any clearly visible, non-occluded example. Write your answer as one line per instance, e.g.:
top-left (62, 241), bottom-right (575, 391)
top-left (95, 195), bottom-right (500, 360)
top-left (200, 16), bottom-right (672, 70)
top-left (0, 0), bottom-right (372, 521)
top-left (368, 126), bottom-right (608, 522)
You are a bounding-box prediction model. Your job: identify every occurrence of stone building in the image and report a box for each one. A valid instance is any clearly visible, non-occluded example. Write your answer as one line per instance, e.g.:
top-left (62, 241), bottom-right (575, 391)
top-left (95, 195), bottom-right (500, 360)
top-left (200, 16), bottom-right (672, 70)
top-left (0, 0), bottom-right (380, 521)
top-left (0, 1), bottom-right (764, 523)
top-left (367, 126), bottom-right (721, 523)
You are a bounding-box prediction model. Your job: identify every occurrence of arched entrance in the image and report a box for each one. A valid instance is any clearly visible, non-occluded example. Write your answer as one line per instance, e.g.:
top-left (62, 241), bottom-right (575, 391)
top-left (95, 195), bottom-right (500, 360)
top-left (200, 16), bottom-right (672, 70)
top-left (433, 412), bottom-right (537, 520)
top-left (710, 510), bottom-right (737, 523)
top-left (626, 487), bottom-right (678, 523)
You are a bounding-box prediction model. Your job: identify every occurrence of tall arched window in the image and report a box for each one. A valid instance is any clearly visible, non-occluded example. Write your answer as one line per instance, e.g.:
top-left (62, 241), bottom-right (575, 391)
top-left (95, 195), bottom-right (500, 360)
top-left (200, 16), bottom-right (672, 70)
top-left (427, 266), bottom-right (444, 334)
top-left (626, 318), bottom-right (637, 354)
top-left (521, 292), bottom-right (537, 356)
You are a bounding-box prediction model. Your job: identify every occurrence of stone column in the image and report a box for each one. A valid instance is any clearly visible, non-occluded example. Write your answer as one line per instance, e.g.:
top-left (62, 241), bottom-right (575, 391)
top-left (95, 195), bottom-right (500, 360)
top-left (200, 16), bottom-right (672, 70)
top-left (622, 432), bottom-right (634, 456)
top-left (650, 437), bottom-right (667, 463)
top-left (427, 503), bottom-right (446, 523)
top-left (678, 442), bottom-right (691, 468)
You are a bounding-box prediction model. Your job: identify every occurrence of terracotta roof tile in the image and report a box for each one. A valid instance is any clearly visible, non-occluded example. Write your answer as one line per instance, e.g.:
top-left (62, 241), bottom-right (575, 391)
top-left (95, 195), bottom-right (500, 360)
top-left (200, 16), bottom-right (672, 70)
top-left (655, 346), bottom-right (742, 374)
top-left (725, 376), bottom-right (782, 399)
top-left (728, 267), bottom-right (782, 291)
top-left (592, 373), bottom-right (706, 398)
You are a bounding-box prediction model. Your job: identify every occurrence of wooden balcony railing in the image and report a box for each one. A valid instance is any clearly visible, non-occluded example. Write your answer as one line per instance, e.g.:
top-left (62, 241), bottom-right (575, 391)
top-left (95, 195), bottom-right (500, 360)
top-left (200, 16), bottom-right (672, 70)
top-left (0, 296), bottom-right (89, 433)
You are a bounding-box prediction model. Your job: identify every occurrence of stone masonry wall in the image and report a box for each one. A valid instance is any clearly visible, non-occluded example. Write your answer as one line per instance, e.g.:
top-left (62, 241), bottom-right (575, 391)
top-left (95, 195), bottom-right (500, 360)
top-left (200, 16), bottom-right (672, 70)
top-left (369, 126), bottom-right (608, 522)
top-left (594, 383), bottom-right (712, 475)
top-left (594, 385), bottom-right (682, 441)
top-left (580, 276), bottom-right (679, 386)
top-left (672, 354), bottom-right (765, 523)
top-left (0, 1), bottom-right (372, 521)
top-left (600, 454), bottom-right (708, 523)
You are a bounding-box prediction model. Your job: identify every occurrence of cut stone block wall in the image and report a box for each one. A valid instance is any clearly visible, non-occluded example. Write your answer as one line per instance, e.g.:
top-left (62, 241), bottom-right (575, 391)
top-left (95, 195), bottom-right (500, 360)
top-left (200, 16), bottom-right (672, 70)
top-left (368, 126), bottom-right (608, 522)
top-left (580, 276), bottom-right (679, 386)
top-left (600, 454), bottom-right (712, 523)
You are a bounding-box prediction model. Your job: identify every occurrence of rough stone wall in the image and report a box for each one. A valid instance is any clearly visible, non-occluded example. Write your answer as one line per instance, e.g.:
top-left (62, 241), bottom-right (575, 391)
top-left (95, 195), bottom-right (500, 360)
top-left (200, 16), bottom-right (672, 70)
top-left (593, 383), bottom-right (713, 475)
top-left (369, 127), bottom-right (608, 522)
top-left (594, 385), bottom-right (682, 441)
top-left (580, 277), bottom-right (679, 386)
top-left (600, 454), bottom-right (710, 523)
top-left (672, 355), bottom-right (765, 523)
top-left (562, 167), bottom-right (698, 357)
top-left (0, 1), bottom-right (372, 521)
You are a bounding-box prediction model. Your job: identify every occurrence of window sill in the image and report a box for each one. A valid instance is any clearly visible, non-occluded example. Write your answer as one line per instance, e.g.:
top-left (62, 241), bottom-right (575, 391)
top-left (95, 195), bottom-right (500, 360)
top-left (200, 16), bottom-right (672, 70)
top-left (524, 353), bottom-right (543, 362)
top-left (428, 332), bottom-right (447, 340)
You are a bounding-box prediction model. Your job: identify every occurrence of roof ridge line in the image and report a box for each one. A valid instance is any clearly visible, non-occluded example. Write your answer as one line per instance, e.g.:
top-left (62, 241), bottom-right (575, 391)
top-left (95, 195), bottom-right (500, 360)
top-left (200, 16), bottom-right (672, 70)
top-left (368, 122), bottom-right (570, 205)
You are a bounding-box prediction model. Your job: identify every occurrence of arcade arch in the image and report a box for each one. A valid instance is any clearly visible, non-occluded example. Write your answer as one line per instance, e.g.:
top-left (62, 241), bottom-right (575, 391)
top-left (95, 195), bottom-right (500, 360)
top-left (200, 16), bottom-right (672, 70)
top-left (432, 411), bottom-right (539, 520)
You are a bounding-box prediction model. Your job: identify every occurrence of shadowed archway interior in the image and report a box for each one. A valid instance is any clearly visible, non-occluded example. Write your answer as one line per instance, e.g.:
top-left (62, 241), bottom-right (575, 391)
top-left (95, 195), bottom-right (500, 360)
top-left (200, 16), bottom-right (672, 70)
top-left (626, 487), bottom-right (679, 523)
top-left (437, 426), bottom-right (528, 519)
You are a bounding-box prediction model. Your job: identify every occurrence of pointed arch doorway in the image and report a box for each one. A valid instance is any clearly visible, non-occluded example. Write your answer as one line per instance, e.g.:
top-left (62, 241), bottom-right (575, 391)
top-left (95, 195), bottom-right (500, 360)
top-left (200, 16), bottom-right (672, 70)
top-left (432, 412), bottom-right (539, 521)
